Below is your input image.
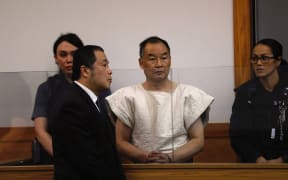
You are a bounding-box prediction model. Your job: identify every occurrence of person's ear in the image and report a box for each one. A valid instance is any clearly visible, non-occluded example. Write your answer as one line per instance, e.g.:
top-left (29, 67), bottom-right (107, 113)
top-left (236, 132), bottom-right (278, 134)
top-left (139, 58), bottom-right (144, 70)
top-left (80, 65), bottom-right (90, 78)
top-left (54, 55), bottom-right (58, 64)
top-left (276, 57), bottom-right (282, 67)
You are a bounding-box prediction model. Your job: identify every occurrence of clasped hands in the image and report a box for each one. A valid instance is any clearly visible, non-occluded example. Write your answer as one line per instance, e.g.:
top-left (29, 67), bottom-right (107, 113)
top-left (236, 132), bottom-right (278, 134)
top-left (144, 151), bottom-right (172, 163)
top-left (256, 156), bottom-right (284, 163)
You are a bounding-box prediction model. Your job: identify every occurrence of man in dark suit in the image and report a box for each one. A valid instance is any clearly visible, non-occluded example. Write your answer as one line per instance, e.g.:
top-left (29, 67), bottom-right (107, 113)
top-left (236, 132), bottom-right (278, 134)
top-left (51, 45), bottom-right (125, 180)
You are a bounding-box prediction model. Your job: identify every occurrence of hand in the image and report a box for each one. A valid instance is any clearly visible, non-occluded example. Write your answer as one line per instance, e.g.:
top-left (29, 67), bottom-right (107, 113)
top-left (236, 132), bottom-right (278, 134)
top-left (136, 151), bottom-right (164, 163)
top-left (154, 153), bottom-right (172, 163)
top-left (146, 151), bottom-right (172, 163)
top-left (256, 156), bottom-right (267, 163)
top-left (267, 156), bottom-right (284, 163)
top-left (145, 151), bottom-right (162, 163)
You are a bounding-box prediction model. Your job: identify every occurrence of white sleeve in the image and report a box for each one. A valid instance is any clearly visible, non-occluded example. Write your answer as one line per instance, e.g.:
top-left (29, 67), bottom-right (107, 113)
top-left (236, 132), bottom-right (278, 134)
top-left (183, 86), bottom-right (214, 129)
top-left (106, 87), bottom-right (135, 128)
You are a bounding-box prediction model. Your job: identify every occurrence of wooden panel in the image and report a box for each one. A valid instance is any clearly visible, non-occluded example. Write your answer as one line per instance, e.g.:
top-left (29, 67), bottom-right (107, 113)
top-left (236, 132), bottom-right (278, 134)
top-left (1, 164), bottom-right (288, 180)
top-left (233, 0), bottom-right (253, 88)
top-left (0, 127), bottom-right (35, 163)
top-left (0, 166), bottom-right (53, 180)
top-left (0, 124), bottom-right (237, 163)
top-left (124, 164), bottom-right (288, 180)
top-left (194, 123), bottom-right (238, 162)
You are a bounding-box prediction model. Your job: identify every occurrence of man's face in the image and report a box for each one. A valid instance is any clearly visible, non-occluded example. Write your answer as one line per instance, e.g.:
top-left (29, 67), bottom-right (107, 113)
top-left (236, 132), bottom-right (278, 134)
top-left (139, 42), bottom-right (171, 82)
top-left (88, 50), bottom-right (112, 93)
top-left (54, 41), bottom-right (78, 76)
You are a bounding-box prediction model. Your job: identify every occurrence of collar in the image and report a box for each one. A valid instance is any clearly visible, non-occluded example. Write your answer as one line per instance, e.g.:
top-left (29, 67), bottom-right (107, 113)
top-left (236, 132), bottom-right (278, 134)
top-left (74, 81), bottom-right (98, 103)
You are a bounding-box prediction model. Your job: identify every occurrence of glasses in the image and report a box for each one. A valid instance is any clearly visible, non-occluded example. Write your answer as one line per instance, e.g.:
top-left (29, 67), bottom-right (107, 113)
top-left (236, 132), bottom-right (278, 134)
top-left (250, 56), bottom-right (276, 64)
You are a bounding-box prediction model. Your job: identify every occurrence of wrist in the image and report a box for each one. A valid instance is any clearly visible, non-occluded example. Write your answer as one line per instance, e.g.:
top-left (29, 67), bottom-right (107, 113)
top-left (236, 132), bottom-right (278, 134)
top-left (135, 152), bottom-right (149, 163)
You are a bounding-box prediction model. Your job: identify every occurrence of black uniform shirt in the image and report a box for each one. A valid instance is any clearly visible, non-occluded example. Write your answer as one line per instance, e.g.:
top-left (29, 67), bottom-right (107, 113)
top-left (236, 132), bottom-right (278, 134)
top-left (230, 73), bottom-right (288, 162)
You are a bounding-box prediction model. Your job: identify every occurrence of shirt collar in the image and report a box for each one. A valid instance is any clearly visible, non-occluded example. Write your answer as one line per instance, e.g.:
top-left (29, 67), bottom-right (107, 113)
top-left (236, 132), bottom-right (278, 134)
top-left (74, 81), bottom-right (98, 103)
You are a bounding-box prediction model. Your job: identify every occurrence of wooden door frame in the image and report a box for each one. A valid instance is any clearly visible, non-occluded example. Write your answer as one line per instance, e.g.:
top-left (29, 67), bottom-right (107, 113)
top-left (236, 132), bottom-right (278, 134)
top-left (233, 0), bottom-right (253, 88)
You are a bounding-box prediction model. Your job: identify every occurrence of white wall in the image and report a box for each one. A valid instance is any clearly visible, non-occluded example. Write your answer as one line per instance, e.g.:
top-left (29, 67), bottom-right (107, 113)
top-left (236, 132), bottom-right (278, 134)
top-left (0, 0), bottom-right (234, 126)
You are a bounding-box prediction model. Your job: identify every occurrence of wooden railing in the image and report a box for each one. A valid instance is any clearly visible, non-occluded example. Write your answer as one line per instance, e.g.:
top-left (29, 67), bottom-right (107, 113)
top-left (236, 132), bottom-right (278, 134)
top-left (0, 123), bottom-right (237, 164)
top-left (1, 163), bottom-right (288, 180)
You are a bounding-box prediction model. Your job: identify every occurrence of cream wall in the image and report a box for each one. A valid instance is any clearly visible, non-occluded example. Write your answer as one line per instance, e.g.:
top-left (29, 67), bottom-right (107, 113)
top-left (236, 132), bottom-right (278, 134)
top-left (0, 0), bottom-right (234, 126)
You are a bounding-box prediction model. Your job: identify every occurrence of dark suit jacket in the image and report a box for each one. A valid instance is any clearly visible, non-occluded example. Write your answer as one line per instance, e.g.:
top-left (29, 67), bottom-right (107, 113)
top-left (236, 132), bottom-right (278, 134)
top-left (51, 83), bottom-right (125, 180)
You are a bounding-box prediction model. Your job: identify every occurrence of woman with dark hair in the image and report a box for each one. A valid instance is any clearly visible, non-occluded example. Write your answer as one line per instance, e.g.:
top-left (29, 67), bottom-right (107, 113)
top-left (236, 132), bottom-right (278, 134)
top-left (230, 38), bottom-right (288, 163)
top-left (31, 33), bottom-right (84, 164)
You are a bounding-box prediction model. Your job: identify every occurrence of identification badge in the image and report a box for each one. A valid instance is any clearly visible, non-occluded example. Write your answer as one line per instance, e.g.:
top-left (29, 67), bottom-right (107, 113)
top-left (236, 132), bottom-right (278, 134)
top-left (270, 128), bottom-right (275, 139)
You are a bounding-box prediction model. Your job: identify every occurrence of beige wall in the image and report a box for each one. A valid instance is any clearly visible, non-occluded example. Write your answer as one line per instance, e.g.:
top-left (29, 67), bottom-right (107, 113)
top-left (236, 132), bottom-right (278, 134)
top-left (0, 0), bottom-right (233, 126)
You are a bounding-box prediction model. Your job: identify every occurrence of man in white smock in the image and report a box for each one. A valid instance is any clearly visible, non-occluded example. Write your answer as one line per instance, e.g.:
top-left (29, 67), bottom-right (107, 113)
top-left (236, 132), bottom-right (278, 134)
top-left (106, 36), bottom-right (214, 163)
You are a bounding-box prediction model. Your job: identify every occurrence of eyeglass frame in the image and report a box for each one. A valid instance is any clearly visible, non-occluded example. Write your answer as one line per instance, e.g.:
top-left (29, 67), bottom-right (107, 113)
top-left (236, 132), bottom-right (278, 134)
top-left (250, 55), bottom-right (279, 64)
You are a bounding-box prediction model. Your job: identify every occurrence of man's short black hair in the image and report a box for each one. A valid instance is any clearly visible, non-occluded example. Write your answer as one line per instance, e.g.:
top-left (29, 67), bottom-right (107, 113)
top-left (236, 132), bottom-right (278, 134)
top-left (139, 36), bottom-right (170, 57)
top-left (72, 45), bottom-right (104, 81)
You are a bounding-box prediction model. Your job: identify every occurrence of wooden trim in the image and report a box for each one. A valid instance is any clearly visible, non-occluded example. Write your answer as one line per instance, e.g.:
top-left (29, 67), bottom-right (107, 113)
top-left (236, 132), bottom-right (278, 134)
top-left (1, 164), bottom-right (288, 180)
top-left (123, 163), bottom-right (288, 169)
top-left (233, 0), bottom-right (253, 88)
